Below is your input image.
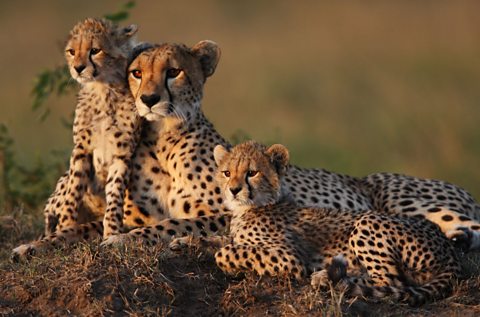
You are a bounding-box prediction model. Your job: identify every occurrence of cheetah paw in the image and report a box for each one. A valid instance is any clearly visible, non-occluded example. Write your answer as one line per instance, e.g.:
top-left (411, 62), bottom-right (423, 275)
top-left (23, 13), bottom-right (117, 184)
top-left (311, 270), bottom-right (330, 289)
top-left (101, 233), bottom-right (131, 246)
top-left (469, 231), bottom-right (480, 251)
top-left (169, 236), bottom-right (231, 251)
top-left (169, 236), bottom-right (194, 251)
top-left (11, 244), bottom-right (36, 262)
top-left (447, 228), bottom-right (477, 252)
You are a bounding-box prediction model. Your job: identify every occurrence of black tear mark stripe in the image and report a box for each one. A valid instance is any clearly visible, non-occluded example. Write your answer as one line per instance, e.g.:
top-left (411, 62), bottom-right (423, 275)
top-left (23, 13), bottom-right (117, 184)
top-left (88, 47), bottom-right (98, 77)
top-left (164, 57), bottom-right (174, 104)
top-left (246, 176), bottom-right (253, 200)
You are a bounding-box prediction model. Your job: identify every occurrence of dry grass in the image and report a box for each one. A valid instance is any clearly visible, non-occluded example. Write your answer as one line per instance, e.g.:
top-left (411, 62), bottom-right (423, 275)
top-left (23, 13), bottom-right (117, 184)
top-left (1, 215), bottom-right (480, 316)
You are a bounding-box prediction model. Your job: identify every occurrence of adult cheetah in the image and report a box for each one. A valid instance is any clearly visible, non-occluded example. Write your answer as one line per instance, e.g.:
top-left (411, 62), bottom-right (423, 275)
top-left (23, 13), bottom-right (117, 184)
top-left (213, 141), bottom-right (460, 306)
top-left (103, 41), bottom-right (480, 252)
top-left (101, 41), bottom-right (373, 246)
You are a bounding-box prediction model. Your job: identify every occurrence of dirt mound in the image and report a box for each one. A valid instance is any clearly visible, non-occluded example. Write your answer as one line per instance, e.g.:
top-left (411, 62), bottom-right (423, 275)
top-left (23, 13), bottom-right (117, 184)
top-left (1, 231), bottom-right (480, 316)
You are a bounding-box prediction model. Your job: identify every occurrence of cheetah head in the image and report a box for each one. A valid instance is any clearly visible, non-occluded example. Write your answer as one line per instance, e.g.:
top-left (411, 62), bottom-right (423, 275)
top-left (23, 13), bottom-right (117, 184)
top-left (214, 141), bottom-right (290, 211)
top-left (127, 41), bottom-right (220, 123)
top-left (65, 18), bottom-right (138, 84)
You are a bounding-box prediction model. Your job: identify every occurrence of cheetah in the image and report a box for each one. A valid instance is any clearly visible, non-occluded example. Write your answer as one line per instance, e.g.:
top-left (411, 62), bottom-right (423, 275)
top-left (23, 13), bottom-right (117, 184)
top-left (11, 40), bottom-right (235, 259)
top-left (101, 40), bottom-right (480, 251)
top-left (213, 141), bottom-right (460, 305)
top-left (361, 172), bottom-right (480, 250)
top-left (13, 18), bottom-right (142, 258)
top-left (100, 41), bottom-right (373, 246)
top-left (13, 39), bottom-right (480, 258)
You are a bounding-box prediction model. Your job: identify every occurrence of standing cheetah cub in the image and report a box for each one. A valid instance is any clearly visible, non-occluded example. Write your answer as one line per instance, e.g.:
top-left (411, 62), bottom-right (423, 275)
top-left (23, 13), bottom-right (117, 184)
top-left (13, 18), bottom-right (141, 259)
top-left (213, 141), bottom-right (460, 305)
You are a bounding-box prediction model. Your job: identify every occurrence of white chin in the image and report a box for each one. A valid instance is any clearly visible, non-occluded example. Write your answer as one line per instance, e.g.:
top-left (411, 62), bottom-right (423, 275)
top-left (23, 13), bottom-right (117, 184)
top-left (225, 198), bottom-right (251, 210)
top-left (74, 76), bottom-right (86, 84)
top-left (144, 113), bottom-right (162, 121)
top-left (74, 76), bottom-right (95, 85)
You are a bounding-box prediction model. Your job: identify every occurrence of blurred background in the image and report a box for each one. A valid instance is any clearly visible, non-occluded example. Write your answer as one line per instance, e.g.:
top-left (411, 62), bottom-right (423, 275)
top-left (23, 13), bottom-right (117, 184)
top-left (1, 0), bottom-right (480, 211)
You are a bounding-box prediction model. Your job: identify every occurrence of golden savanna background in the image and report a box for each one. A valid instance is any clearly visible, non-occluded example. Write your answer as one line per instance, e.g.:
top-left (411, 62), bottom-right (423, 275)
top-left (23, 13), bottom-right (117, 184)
top-left (2, 2), bottom-right (480, 316)
top-left (1, 0), bottom-right (480, 206)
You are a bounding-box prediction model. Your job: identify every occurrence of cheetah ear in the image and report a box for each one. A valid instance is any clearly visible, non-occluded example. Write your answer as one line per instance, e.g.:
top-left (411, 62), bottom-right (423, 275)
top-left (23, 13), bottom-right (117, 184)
top-left (122, 24), bottom-right (138, 38)
top-left (191, 40), bottom-right (221, 79)
top-left (116, 24), bottom-right (138, 43)
top-left (129, 42), bottom-right (154, 64)
top-left (266, 144), bottom-right (290, 175)
top-left (214, 144), bottom-right (229, 167)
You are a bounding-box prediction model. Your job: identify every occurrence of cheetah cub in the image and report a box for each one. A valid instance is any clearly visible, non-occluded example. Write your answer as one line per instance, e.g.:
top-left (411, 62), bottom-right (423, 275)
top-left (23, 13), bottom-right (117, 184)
top-left (13, 18), bottom-right (141, 258)
top-left (213, 141), bottom-right (460, 305)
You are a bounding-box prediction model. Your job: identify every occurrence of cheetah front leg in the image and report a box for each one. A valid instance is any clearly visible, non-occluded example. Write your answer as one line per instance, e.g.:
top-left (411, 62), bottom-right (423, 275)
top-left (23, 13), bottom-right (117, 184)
top-left (102, 214), bottom-right (231, 246)
top-left (215, 244), bottom-right (306, 279)
top-left (102, 157), bottom-right (130, 237)
top-left (43, 173), bottom-right (68, 235)
top-left (168, 235), bottom-right (232, 251)
top-left (12, 220), bottom-right (103, 261)
top-left (57, 136), bottom-right (92, 231)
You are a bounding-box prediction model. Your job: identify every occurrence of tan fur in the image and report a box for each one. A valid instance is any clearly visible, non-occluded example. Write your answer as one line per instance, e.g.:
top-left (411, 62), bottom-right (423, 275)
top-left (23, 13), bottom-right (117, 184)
top-left (65, 18), bottom-right (138, 84)
top-left (12, 18), bottom-right (141, 259)
top-left (214, 141), bottom-right (289, 211)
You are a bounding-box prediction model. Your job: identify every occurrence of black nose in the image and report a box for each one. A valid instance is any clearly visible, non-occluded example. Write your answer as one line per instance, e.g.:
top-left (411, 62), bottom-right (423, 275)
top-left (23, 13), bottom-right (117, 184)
top-left (74, 65), bottom-right (86, 74)
top-left (140, 94), bottom-right (161, 108)
top-left (230, 187), bottom-right (242, 196)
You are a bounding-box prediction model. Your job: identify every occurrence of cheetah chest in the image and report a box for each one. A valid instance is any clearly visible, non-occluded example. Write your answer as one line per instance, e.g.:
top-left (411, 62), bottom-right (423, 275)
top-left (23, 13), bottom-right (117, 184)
top-left (91, 116), bottom-right (117, 179)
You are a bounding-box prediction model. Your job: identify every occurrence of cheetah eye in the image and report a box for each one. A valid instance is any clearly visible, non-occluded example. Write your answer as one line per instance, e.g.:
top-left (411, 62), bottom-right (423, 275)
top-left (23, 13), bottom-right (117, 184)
top-left (130, 69), bottom-right (142, 79)
top-left (223, 171), bottom-right (231, 178)
top-left (166, 68), bottom-right (182, 78)
top-left (66, 49), bottom-right (75, 56)
top-left (90, 48), bottom-right (101, 55)
top-left (247, 170), bottom-right (258, 177)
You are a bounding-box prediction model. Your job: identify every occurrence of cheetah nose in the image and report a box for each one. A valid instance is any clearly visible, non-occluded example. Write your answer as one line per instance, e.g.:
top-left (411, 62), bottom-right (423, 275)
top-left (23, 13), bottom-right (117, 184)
top-left (230, 187), bottom-right (242, 196)
top-left (74, 65), bottom-right (86, 74)
top-left (140, 94), bottom-right (161, 108)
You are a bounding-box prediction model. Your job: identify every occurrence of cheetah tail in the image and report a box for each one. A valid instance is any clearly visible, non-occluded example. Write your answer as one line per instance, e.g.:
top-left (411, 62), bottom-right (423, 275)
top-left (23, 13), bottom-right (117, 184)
top-left (326, 254), bottom-right (348, 285)
top-left (345, 271), bottom-right (456, 306)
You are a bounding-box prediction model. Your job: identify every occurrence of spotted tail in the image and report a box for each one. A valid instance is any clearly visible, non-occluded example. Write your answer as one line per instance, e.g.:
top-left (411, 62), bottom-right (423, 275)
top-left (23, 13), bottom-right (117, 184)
top-left (350, 272), bottom-right (456, 306)
top-left (330, 258), bottom-right (458, 306)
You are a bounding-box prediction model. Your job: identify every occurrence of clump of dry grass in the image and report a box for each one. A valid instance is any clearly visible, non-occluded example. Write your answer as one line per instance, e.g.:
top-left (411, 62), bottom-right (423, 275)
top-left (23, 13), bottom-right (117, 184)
top-left (1, 214), bottom-right (480, 316)
top-left (0, 240), bottom-right (226, 316)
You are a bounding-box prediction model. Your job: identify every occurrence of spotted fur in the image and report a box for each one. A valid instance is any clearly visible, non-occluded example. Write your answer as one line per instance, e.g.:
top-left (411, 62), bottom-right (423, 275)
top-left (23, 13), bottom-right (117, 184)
top-left (13, 38), bottom-right (480, 259)
top-left (12, 18), bottom-right (141, 259)
top-left (101, 41), bottom-right (372, 246)
top-left (103, 41), bottom-right (479, 252)
top-left (214, 141), bottom-right (460, 306)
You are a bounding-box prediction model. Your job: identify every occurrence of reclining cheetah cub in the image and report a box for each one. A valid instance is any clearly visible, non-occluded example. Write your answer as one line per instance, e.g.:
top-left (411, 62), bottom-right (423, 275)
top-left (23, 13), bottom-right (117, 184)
top-left (213, 141), bottom-right (460, 306)
top-left (13, 18), bottom-right (141, 258)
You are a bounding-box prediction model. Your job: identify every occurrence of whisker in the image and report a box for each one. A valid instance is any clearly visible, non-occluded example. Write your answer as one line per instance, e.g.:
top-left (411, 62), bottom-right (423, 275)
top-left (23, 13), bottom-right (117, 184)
top-left (172, 107), bottom-right (183, 122)
top-left (179, 108), bottom-right (187, 123)
top-left (66, 76), bottom-right (77, 87)
top-left (169, 103), bottom-right (184, 122)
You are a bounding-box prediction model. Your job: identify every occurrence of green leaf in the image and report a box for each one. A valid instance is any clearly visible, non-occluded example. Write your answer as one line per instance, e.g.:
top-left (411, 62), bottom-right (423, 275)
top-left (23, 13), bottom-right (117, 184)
top-left (104, 11), bottom-right (129, 23)
top-left (104, 1), bottom-right (136, 22)
top-left (39, 108), bottom-right (51, 122)
top-left (124, 1), bottom-right (136, 9)
top-left (31, 65), bottom-right (74, 120)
